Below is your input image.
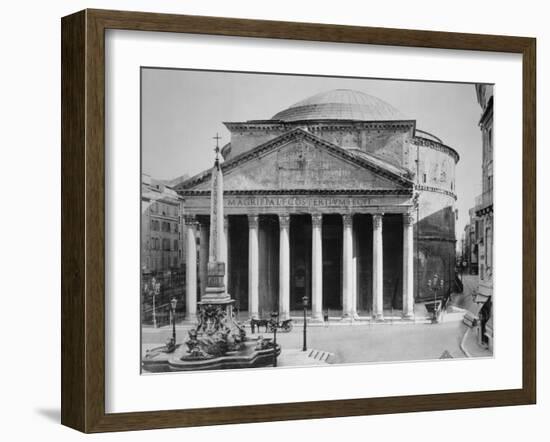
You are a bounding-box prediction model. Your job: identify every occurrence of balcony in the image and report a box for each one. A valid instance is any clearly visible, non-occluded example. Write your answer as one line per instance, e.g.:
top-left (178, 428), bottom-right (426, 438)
top-left (475, 189), bottom-right (493, 214)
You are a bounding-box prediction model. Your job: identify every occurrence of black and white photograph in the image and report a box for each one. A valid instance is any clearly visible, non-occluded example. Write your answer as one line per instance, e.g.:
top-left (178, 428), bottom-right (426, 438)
top-left (140, 68), bottom-right (494, 373)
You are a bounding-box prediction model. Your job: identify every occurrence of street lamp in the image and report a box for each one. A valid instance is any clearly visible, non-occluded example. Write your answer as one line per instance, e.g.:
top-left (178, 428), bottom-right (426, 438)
top-left (427, 274), bottom-right (445, 324)
top-left (302, 295), bottom-right (309, 352)
top-left (170, 297), bottom-right (177, 350)
top-left (152, 277), bottom-right (161, 328)
top-left (270, 311), bottom-right (279, 367)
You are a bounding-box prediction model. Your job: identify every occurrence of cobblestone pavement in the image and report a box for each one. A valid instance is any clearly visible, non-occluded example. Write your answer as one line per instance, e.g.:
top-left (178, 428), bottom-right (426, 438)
top-left (142, 314), bottom-right (479, 365)
top-left (451, 274), bottom-right (480, 315)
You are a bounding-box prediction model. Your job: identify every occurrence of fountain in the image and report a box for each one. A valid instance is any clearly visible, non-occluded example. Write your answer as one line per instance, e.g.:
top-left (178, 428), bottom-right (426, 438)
top-left (143, 135), bottom-right (280, 372)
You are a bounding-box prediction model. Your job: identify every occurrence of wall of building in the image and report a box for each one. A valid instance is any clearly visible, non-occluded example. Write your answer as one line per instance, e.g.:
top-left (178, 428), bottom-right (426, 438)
top-left (475, 84), bottom-right (494, 301)
top-left (141, 177), bottom-right (186, 276)
top-left (408, 139), bottom-right (458, 301)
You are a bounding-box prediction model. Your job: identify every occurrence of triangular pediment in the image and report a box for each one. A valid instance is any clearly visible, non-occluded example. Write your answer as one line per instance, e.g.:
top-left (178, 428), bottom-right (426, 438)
top-left (178, 129), bottom-right (413, 192)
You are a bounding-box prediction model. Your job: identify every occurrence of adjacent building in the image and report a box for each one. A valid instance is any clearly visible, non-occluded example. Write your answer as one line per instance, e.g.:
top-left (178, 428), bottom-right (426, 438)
top-left (473, 84), bottom-right (494, 349)
top-left (461, 208), bottom-right (479, 275)
top-left (141, 174), bottom-right (185, 273)
top-left (141, 174), bottom-right (187, 324)
top-left (175, 89), bottom-right (459, 321)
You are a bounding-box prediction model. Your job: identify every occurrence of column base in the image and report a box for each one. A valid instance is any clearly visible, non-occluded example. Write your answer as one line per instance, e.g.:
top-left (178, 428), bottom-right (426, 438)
top-left (310, 313), bottom-right (325, 324)
top-left (279, 311), bottom-right (290, 321)
top-left (401, 312), bottom-right (414, 321)
top-left (340, 312), bottom-right (360, 323)
top-left (185, 313), bottom-right (197, 323)
top-left (372, 313), bottom-right (384, 322)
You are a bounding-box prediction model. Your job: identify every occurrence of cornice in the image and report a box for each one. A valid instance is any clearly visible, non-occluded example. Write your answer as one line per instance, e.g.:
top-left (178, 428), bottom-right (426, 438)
top-left (178, 188), bottom-right (414, 197)
top-left (223, 119), bottom-right (416, 132)
top-left (418, 235), bottom-right (457, 243)
top-left (416, 185), bottom-right (457, 200)
top-left (411, 136), bottom-right (460, 163)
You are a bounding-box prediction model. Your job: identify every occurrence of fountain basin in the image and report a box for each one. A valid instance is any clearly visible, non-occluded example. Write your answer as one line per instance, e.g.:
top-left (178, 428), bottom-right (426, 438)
top-left (143, 339), bottom-right (281, 373)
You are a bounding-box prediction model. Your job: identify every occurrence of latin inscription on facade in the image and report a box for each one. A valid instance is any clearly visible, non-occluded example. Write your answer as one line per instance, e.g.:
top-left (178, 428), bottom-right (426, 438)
top-left (226, 196), bottom-right (374, 208)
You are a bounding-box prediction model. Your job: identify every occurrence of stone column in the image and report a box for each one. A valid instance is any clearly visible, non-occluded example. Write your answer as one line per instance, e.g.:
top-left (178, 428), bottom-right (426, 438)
top-left (402, 212), bottom-right (415, 319)
top-left (248, 214), bottom-right (259, 319)
top-left (222, 215), bottom-right (229, 289)
top-left (279, 214), bottom-right (290, 320)
top-left (199, 220), bottom-right (209, 300)
top-left (372, 213), bottom-right (384, 321)
top-left (185, 216), bottom-right (197, 321)
top-left (352, 221), bottom-right (358, 317)
top-left (342, 214), bottom-right (355, 321)
top-left (311, 213), bottom-right (323, 322)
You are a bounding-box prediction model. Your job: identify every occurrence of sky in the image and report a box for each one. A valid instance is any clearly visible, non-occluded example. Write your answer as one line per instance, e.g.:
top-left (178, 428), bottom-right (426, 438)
top-left (141, 68), bottom-right (485, 238)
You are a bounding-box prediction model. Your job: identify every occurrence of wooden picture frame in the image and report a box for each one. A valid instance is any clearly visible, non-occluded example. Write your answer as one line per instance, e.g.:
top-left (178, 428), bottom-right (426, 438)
top-left (61, 9), bottom-right (536, 433)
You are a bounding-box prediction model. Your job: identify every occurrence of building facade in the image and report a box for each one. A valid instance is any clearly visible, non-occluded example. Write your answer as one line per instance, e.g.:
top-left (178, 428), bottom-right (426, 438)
top-left (473, 84), bottom-right (494, 349)
top-left (141, 174), bottom-right (188, 325)
top-left (141, 174), bottom-right (185, 274)
top-left (176, 90), bottom-right (459, 321)
top-left (462, 208), bottom-right (479, 275)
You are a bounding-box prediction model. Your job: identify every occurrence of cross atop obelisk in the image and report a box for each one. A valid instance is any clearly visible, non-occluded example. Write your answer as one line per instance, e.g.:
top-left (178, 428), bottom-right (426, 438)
top-left (213, 133), bottom-right (222, 169)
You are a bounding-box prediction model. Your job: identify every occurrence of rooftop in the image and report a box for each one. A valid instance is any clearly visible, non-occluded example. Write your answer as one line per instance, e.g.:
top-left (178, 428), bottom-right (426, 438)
top-left (271, 89), bottom-right (409, 122)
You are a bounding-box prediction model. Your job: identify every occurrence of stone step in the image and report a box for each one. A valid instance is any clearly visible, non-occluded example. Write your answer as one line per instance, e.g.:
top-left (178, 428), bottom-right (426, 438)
top-left (307, 349), bottom-right (333, 363)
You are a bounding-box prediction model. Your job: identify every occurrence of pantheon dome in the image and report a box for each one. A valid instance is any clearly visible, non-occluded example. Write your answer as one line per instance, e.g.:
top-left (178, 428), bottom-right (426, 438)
top-left (271, 89), bottom-right (408, 122)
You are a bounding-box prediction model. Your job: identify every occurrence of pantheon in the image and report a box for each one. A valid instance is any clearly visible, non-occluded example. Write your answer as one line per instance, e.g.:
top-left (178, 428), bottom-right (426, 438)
top-left (175, 89), bottom-right (458, 322)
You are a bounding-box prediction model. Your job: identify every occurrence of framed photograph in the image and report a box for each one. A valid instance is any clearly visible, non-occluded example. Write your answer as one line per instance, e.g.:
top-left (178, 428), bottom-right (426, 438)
top-left (61, 9), bottom-right (536, 433)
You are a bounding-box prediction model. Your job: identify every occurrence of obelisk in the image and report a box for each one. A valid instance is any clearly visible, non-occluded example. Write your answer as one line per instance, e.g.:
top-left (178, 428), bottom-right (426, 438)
top-left (202, 134), bottom-right (230, 302)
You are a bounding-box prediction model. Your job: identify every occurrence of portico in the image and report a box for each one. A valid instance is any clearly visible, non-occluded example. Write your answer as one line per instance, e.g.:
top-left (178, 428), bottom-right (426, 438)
top-left (183, 194), bottom-right (415, 322)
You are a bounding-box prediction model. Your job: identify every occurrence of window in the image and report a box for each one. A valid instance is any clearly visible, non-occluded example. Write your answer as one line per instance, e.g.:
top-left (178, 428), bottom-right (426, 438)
top-left (423, 173), bottom-right (427, 183)
top-left (173, 239), bottom-right (178, 251)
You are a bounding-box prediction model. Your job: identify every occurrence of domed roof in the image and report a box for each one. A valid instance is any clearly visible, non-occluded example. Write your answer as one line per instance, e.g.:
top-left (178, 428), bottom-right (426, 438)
top-left (271, 89), bottom-right (407, 122)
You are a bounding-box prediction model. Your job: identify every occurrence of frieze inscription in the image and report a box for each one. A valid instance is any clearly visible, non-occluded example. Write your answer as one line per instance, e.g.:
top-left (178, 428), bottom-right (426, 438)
top-left (227, 197), bottom-right (374, 208)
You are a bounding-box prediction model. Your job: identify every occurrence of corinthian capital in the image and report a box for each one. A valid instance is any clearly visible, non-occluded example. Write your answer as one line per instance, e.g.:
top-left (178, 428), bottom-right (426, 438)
top-left (372, 213), bottom-right (383, 229)
top-left (184, 215), bottom-right (197, 226)
top-left (403, 212), bottom-right (415, 226)
top-left (342, 213), bottom-right (353, 228)
top-left (279, 213), bottom-right (290, 229)
top-left (311, 213), bottom-right (323, 228)
top-left (248, 214), bottom-right (259, 229)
